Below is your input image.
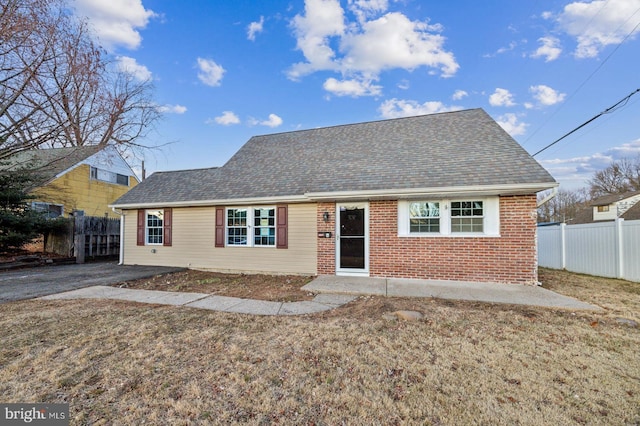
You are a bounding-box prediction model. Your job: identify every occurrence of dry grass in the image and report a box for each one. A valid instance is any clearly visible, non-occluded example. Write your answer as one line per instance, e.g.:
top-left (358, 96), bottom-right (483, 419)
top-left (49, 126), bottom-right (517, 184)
top-left (0, 269), bottom-right (639, 425)
top-left (116, 270), bottom-right (314, 302)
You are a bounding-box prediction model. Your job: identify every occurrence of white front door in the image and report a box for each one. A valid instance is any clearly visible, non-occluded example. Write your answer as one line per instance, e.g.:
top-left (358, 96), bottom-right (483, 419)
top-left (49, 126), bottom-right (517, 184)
top-left (336, 202), bottom-right (369, 276)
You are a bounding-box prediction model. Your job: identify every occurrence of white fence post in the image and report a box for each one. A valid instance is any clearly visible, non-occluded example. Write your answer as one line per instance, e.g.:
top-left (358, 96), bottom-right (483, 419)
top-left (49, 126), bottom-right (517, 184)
top-left (616, 218), bottom-right (624, 279)
top-left (560, 223), bottom-right (566, 270)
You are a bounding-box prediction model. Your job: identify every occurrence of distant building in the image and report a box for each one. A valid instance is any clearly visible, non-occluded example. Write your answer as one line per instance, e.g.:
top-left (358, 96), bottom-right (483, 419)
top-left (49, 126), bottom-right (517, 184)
top-left (570, 190), bottom-right (640, 224)
top-left (2, 146), bottom-right (139, 218)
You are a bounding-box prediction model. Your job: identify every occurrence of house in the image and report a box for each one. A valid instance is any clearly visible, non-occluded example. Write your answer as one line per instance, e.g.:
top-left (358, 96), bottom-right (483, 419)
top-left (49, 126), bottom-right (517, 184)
top-left (111, 109), bottom-right (557, 285)
top-left (570, 190), bottom-right (640, 224)
top-left (2, 145), bottom-right (139, 218)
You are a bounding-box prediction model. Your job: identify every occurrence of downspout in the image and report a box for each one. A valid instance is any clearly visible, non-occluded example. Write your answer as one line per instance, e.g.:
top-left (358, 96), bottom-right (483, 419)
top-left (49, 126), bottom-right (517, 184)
top-left (112, 207), bottom-right (124, 265)
top-left (535, 187), bottom-right (558, 286)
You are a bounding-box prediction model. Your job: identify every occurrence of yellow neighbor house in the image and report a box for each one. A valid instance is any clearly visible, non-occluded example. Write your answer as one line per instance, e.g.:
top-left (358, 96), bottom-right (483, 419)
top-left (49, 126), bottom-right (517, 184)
top-left (4, 146), bottom-right (139, 218)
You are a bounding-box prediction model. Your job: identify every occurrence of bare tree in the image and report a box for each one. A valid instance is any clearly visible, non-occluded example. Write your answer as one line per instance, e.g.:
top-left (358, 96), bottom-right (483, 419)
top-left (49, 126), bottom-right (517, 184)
top-left (588, 156), bottom-right (640, 198)
top-left (0, 0), bottom-right (67, 159)
top-left (1, 0), bottom-right (160, 160)
top-left (537, 188), bottom-right (589, 223)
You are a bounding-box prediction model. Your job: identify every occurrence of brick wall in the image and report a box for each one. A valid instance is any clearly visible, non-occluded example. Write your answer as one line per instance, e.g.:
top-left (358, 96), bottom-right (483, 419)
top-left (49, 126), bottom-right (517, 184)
top-left (369, 195), bottom-right (539, 284)
top-left (316, 195), bottom-right (540, 284)
top-left (317, 202), bottom-right (336, 274)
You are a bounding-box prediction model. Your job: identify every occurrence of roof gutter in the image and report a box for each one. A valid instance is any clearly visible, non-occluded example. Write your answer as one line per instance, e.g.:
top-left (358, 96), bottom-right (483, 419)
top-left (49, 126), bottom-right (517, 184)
top-left (110, 182), bottom-right (558, 209)
top-left (305, 182), bottom-right (559, 201)
top-left (110, 194), bottom-right (310, 210)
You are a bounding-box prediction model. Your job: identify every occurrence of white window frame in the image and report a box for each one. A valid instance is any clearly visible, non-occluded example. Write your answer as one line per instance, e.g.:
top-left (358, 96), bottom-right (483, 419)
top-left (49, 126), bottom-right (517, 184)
top-left (90, 166), bottom-right (129, 186)
top-left (146, 209), bottom-right (164, 245)
top-left (398, 197), bottom-right (500, 237)
top-left (225, 206), bottom-right (276, 248)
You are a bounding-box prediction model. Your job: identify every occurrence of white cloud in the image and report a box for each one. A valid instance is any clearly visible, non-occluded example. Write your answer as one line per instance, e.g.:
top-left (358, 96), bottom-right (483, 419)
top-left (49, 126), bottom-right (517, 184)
top-left (397, 79), bottom-right (410, 90)
top-left (483, 41), bottom-right (517, 58)
top-left (340, 12), bottom-right (458, 77)
top-left (289, 0), bottom-right (346, 79)
top-left (247, 16), bottom-right (264, 41)
top-left (323, 77), bottom-right (382, 96)
top-left (530, 84), bottom-right (566, 106)
top-left (288, 0), bottom-right (458, 95)
top-left (157, 104), bottom-right (187, 114)
top-left (378, 98), bottom-right (462, 119)
top-left (452, 89), bottom-right (468, 100)
top-left (496, 113), bottom-right (528, 136)
top-left (348, 0), bottom-right (389, 23)
top-left (115, 56), bottom-right (152, 81)
top-left (555, 0), bottom-right (640, 58)
top-left (539, 139), bottom-right (640, 187)
top-left (531, 36), bottom-right (562, 61)
top-left (73, 0), bottom-right (156, 50)
top-left (489, 88), bottom-right (516, 107)
top-left (197, 58), bottom-right (225, 87)
top-left (250, 114), bottom-right (283, 128)
top-left (211, 111), bottom-right (240, 125)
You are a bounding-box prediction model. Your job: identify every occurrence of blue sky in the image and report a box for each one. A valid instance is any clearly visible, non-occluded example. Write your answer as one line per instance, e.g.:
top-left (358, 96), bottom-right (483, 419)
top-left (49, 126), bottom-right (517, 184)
top-left (73, 0), bottom-right (640, 190)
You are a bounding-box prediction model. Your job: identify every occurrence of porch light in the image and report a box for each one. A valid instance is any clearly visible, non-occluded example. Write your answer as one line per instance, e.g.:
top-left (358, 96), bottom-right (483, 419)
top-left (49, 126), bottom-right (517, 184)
top-left (323, 211), bottom-right (330, 222)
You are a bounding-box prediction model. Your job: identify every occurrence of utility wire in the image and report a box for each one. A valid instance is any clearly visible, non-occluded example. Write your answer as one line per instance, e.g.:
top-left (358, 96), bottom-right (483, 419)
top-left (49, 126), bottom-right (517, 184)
top-left (532, 88), bottom-right (640, 157)
top-left (524, 5), bottom-right (640, 147)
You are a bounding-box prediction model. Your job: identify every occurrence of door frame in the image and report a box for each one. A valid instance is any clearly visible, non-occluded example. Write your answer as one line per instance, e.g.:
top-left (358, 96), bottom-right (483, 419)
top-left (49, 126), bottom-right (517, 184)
top-left (335, 202), bottom-right (369, 276)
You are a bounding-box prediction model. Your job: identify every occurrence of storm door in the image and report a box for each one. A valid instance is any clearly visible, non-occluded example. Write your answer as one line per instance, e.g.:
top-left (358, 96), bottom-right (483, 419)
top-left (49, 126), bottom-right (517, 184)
top-left (336, 203), bottom-right (369, 275)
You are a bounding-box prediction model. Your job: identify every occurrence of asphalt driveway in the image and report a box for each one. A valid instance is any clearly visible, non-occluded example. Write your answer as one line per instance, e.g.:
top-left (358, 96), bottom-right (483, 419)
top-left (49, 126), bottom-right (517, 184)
top-left (0, 262), bottom-right (183, 304)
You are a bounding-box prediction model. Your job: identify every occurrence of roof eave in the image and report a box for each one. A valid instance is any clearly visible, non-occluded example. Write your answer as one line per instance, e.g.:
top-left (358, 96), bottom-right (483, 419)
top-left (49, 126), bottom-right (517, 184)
top-left (304, 182), bottom-right (559, 201)
top-left (110, 182), bottom-right (558, 209)
top-left (110, 194), bottom-right (310, 210)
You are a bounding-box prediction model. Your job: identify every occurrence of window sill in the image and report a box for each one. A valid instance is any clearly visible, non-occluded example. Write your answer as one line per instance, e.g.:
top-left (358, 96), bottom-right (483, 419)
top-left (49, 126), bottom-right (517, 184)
top-left (399, 233), bottom-right (501, 238)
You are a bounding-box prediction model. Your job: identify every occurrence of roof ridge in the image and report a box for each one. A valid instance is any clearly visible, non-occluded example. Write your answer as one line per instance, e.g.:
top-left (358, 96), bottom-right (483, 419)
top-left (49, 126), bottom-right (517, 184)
top-left (153, 166), bottom-right (220, 174)
top-left (250, 108), bottom-right (484, 139)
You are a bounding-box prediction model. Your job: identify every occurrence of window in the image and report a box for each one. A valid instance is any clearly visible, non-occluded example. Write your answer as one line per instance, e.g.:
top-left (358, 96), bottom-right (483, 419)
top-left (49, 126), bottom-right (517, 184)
top-left (116, 174), bottom-right (129, 186)
top-left (409, 202), bottom-right (440, 233)
top-left (450, 201), bottom-right (484, 233)
top-left (32, 202), bottom-right (63, 219)
top-left (90, 166), bottom-right (129, 186)
top-left (146, 210), bottom-right (164, 245)
top-left (227, 208), bottom-right (248, 246)
top-left (254, 208), bottom-right (275, 246)
top-left (225, 207), bottom-right (277, 247)
top-left (597, 205), bottom-right (609, 212)
top-left (398, 198), bottom-right (499, 237)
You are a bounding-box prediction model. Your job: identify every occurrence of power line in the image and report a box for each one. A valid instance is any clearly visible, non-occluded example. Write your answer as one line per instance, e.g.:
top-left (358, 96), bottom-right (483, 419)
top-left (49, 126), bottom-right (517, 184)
top-left (524, 5), bottom-right (640, 147)
top-left (532, 88), bottom-right (640, 157)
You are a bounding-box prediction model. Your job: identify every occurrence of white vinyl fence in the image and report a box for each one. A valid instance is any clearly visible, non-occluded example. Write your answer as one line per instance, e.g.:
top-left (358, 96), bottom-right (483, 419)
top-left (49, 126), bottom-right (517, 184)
top-left (537, 219), bottom-right (640, 282)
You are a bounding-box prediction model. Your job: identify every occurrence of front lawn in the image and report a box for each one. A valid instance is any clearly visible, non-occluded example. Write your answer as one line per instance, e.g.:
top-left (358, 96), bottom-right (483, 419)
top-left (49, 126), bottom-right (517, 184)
top-left (0, 268), bottom-right (638, 424)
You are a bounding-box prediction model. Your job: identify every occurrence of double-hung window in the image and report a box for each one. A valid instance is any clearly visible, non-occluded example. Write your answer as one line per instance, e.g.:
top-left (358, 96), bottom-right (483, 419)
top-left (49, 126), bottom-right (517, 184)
top-left (398, 198), bottom-right (498, 237)
top-left (450, 201), bottom-right (484, 233)
top-left (253, 208), bottom-right (275, 246)
top-left (146, 210), bottom-right (164, 245)
top-left (226, 207), bottom-right (276, 247)
top-left (409, 202), bottom-right (440, 233)
top-left (227, 209), bottom-right (248, 246)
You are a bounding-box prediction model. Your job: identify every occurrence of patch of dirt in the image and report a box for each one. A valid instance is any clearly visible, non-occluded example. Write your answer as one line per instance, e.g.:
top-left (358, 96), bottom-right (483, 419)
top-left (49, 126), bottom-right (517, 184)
top-left (115, 270), bottom-right (316, 302)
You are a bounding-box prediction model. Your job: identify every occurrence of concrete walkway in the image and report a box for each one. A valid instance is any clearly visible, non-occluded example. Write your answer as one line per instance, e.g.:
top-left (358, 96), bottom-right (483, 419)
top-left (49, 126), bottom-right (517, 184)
top-left (40, 274), bottom-right (601, 314)
top-left (40, 285), bottom-right (357, 316)
top-left (303, 275), bottom-right (601, 311)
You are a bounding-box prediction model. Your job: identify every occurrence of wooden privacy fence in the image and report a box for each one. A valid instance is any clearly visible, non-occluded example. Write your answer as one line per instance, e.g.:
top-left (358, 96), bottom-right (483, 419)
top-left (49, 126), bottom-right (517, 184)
top-left (537, 219), bottom-right (640, 282)
top-left (45, 214), bottom-right (120, 263)
top-left (74, 214), bottom-right (120, 263)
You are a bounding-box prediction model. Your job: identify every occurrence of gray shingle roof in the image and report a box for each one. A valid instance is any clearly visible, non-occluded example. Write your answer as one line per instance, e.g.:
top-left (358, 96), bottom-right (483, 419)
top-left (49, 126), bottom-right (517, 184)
top-left (0, 146), bottom-right (102, 188)
top-left (113, 108), bottom-right (556, 206)
top-left (589, 190), bottom-right (640, 206)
